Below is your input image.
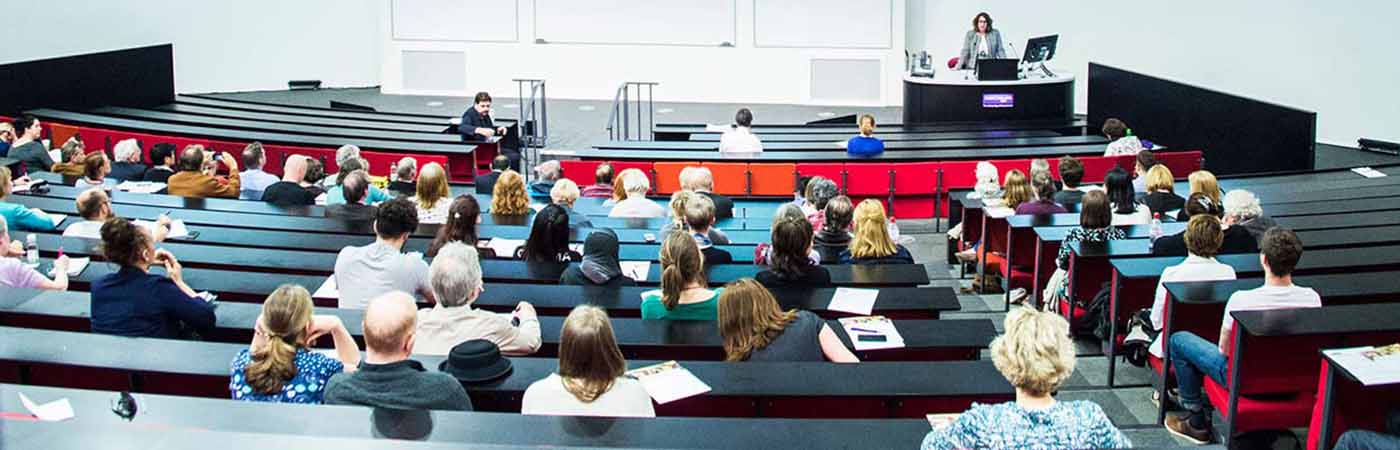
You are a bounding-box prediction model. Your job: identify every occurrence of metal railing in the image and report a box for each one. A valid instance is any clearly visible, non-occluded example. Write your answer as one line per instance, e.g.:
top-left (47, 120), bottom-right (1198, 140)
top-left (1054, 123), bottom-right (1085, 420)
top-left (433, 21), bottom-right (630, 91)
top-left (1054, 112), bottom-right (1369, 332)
top-left (513, 78), bottom-right (548, 150)
top-left (606, 81), bottom-right (659, 141)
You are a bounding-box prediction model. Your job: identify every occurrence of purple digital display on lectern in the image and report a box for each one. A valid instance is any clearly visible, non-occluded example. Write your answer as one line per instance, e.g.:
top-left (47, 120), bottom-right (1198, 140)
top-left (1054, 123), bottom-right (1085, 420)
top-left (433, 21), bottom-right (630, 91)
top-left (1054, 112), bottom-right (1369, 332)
top-left (982, 93), bottom-right (1014, 108)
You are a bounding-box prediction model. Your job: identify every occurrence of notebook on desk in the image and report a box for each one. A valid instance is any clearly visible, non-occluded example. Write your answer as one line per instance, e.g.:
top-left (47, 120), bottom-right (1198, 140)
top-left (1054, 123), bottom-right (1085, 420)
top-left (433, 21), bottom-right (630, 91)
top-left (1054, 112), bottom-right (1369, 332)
top-left (976, 58), bottom-right (1019, 81)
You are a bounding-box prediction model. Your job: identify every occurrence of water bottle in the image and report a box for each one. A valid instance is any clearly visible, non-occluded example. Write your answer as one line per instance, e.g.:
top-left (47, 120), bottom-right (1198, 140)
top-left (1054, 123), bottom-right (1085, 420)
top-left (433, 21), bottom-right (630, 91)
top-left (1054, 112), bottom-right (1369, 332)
top-left (25, 234), bottom-right (39, 265)
top-left (887, 216), bottom-right (901, 242)
top-left (1148, 213), bottom-right (1164, 244)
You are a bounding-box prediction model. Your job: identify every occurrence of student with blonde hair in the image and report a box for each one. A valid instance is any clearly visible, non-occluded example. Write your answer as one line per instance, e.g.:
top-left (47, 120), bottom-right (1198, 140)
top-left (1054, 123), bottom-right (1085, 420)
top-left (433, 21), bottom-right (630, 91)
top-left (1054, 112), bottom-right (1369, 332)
top-left (1176, 170), bottom-right (1221, 221)
top-left (490, 170), bottom-right (530, 215)
top-left (841, 199), bottom-right (913, 264)
top-left (609, 169), bottom-right (665, 218)
top-left (521, 305), bottom-right (654, 417)
top-left (230, 284), bottom-right (359, 404)
top-left (1141, 164), bottom-right (1184, 216)
top-left (1000, 169), bottom-right (1032, 211)
top-left (718, 279), bottom-right (857, 362)
top-left (640, 231), bottom-right (720, 320)
top-left (412, 163), bottom-right (452, 224)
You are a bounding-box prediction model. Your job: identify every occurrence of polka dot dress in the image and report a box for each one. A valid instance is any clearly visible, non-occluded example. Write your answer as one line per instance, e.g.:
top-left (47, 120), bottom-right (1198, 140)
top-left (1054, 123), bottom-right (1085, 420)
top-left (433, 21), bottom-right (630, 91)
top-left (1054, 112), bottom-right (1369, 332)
top-left (229, 348), bottom-right (344, 404)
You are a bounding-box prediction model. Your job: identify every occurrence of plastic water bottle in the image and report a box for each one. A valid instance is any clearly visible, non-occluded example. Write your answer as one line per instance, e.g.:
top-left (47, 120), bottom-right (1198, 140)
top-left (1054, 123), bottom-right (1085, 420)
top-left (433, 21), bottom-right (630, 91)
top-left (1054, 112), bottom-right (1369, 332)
top-left (887, 216), bottom-right (901, 242)
top-left (1149, 213), bottom-right (1164, 243)
top-left (25, 234), bottom-right (39, 265)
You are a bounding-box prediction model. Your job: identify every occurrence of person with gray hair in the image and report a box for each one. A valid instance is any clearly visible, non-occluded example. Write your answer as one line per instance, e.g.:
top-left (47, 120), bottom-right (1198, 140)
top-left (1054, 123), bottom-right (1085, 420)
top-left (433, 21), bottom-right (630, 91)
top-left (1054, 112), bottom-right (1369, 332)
top-left (802, 176), bottom-right (840, 231)
top-left (608, 170), bottom-right (665, 218)
top-left (108, 138), bottom-right (148, 182)
top-left (1222, 189), bottom-right (1276, 243)
top-left (530, 160), bottom-right (561, 198)
top-left (681, 166), bottom-right (734, 219)
top-left (413, 242), bottom-right (541, 356)
top-left (387, 157), bottom-right (418, 197)
top-left (321, 145), bottom-right (362, 189)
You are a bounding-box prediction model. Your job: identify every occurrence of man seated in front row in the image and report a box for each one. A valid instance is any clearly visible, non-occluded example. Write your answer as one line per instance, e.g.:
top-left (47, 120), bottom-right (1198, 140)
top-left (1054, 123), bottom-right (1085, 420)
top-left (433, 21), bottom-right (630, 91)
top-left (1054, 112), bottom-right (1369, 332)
top-left (1163, 227), bottom-right (1322, 444)
top-left (63, 188), bottom-right (171, 242)
top-left (333, 198), bottom-right (436, 309)
top-left (474, 155), bottom-right (511, 195)
top-left (325, 170), bottom-right (376, 222)
top-left (324, 291), bottom-right (473, 411)
top-left (167, 145), bottom-right (240, 199)
top-left (261, 155), bottom-right (317, 207)
top-left (681, 166), bottom-right (733, 219)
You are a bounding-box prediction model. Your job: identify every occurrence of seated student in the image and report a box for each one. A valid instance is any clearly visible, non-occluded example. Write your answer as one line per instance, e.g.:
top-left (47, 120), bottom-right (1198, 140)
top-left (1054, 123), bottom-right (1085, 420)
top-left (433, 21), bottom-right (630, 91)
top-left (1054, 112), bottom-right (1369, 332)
top-left (261, 155), bottom-right (318, 207)
top-left (922, 307), bottom-right (1131, 449)
top-left (0, 166), bottom-right (57, 232)
top-left (7, 115), bottom-right (53, 173)
top-left (324, 291), bottom-right (473, 411)
top-left (529, 160), bottom-right (561, 198)
top-left (1222, 189), bottom-right (1277, 243)
top-left (1146, 214), bottom-right (1236, 359)
top-left (755, 203), bottom-right (821, 266)
top-left (474, 155), bottom-right (511, 195)
top-left (789, 176), bottom-right (814, 210)
top-left (325, 158), bottom-right (391, 206)
top-left (324, 145), bottom-right (362, 189)
top-left (840, 199), bottom-right (914, 265)
top-left (969, 161), bottom-right (1003, 201)
top-left (516, 204), bottom-right (583, 263)
top-left (387, 157), bottom-right (417, 197)
top-left (609, 169), bottom-right (665, 218)
top-left (813, 195), bottom-right (854, 263)
top-left (1052, 156), bottom-right (1100, 206)
top-left (49, 137), bottom-right (87, 177)
top-left (415, 243), bottom-right (541, 356)
top-left (1140, 164), bottom-right (1185, 217)
top-left (521, 305), bottom-right (655, 417)
top-left (641, 232), bottom-right (721, 320)
top-left (681, 166), bottom-right (734, 219)
top-left (581, 163), bottom-right (615, 198)
top-left (1029, 158), bottom-right (1054, 190)
top-left (1016, 172), bottom-right (1068, 215)
top-left (229, 284), bottom-right (360, 404)
top-left (845, 114), bottom-right (885, 157)
top-left (561, 229), bottom-right (638, 287)
top-left (803, 177), bottom-right (840, 231)
top-left (684, 194), bottom-right (733, 266)
top-left (142, 143), bottom-right (178, 183)
top-left (550, 178), bottom-right (592, 228)
top-left (238, 142), bottom-right (280, 196)
top-left (168, 145), bottom-right (241, 199)
top-left (1132, 150), bottom-right (1157, 194)
top-left (490, 170), bottom-right (531, 216)
top-left (1334, 426), bottom-right (1400, 450)
top-left (1101, 117), bottom-right (1144, 157)
top-left (0, 216), bottom-right (69, 290)
top-left (1000, 170), bottom-right (1031, 211)
top-left (1104, 166), bottom-right (1150, 225)
top-left (460, 92), bottom-right (521, 170)
top-left (605, 168), bottom-right (633, 207)
top-left (1151, 193), bottom-right (1257, 257)
top-left (63, 188), bottom-right (172, 242)
top-left (0, 122), bottom-right (13, 157)
top-left (719, 108), bottom-right (763, 154)
top-left (1176, 170), bottom-right (1221, 222)
top-left (90, 217), bottom-right (215, 338)
top-left (302, 158), bottom-right (328, 198)
top-left (1164, 227), bottom-right (1322, 444)
top-left (1049, 191), bottom-right (1126, 301)
top-left (427, 195), bottom-right (482, 257)
top-left (333, 198), bottom-right (436, 309)
top-left (659, 191), bottom-right (730, 245)
top-left (324, 170), bottom-right (377, 222)
top-left (755, 214), bottom-right (832, 292)
top-left (413, 163), bottom-right (452, 224)
top-left (718, 279), bottom-right (858, 362)
top-left (78, 153), bottom-right (114, 188)
top-left (107, 139), bottom-right (147, 182)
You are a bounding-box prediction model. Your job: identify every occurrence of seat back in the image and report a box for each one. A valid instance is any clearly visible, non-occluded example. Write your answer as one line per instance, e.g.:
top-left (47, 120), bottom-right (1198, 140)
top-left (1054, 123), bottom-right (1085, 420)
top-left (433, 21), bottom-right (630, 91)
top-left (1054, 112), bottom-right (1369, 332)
top-left (610, 161), bottom-right (657, 193)
top-left (1157, 150), bottom-right (1204, 178)
top-left (796, 163), bottom-right (845, 191)
top-left (702, 162), bottom-right (749, 195)
top-left (845, 163), bottom-right (893, 196)
top-left (1075, 155), bottom-right (1134, 184)
top-left (891, 162), bottom-right (940, 219)
top-left (749, 163), bottom-right (796, 197)
top-left (560, 160), bottom-right (603, 186)
top-left (48, 123), bottom-right (82, 152)
top-left (653, 161), bottom-right (700, 195)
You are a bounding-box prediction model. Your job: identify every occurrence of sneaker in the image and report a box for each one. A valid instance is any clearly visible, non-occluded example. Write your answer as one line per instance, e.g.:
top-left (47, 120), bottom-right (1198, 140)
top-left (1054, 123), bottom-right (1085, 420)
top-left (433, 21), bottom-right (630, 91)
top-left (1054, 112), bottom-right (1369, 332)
top-left (1164, 412), bottom-right (1212, 444)
top-left (1149, 388), bottom-right (1180, 408)
top-left (954, 249), bottom-right (978, 262)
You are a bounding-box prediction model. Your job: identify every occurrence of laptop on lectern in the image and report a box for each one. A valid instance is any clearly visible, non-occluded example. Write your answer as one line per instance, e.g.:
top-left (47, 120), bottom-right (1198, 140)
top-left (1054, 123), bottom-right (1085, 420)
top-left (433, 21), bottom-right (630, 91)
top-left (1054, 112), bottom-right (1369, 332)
top-left (976, 59), bottom-right (1018, 81)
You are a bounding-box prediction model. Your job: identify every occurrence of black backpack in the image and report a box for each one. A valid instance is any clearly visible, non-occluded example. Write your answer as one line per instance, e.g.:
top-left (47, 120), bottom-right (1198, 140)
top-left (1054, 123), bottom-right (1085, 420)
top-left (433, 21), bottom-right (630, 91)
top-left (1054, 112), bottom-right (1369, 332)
top-left (1077, 281), bottom-right (1113, 338)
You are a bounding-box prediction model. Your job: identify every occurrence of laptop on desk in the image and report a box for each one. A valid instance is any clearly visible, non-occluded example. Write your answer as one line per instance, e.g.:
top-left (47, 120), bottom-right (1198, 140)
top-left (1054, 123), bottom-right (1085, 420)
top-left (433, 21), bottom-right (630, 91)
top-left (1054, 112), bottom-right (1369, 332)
top-left (976, 58), bottom-right (1019, 81)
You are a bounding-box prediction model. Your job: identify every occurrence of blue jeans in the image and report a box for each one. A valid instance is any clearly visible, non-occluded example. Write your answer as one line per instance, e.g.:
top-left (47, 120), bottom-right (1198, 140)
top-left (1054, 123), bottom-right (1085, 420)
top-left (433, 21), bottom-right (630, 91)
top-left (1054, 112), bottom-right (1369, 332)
top-left (1335, 430), bottom-right (1400, 450)
top-left (1169, 331), bottom-right (1228, 412)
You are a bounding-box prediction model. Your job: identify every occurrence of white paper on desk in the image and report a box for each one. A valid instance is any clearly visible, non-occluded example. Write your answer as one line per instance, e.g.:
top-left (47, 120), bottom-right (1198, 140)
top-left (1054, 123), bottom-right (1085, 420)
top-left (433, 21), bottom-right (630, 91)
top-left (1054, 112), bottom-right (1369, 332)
top-left (18, 392), bottom-right (75, 421)
top-left (44, 212), bottom-right (68, 227)
top-left (486, 238), bottom-right (526, 258)
top-left (568, 243), bottom-right (583, 254)
top-left (48, 149), bottom-right (61, 164)
top-left (116, 181), bottom-right (166, 194)
top-left (927, 413), bottom-right (960, 431)
top-left (838, 315), bottom-right (906, 351)
top-left (1324, 345), bottom-right (1400, 386)
top-left (12, 179), bottom-right (38, 193)
top-left (620, 261), bottom-right (650, 281)
top-left (704, 124), bottom-right (730, 133)
top-left (48, 257), bottom-right (89, 277)
top-left (313, 276), bottom-right (339, 299)
top-left (828, 287), bottom-right (879, 315)
top-left (1351, 167), bottom-right (1387, 179)
top-left (135, 219), bottom-right (190, 239)
top-left (626, 361), bottom-right (711, 404)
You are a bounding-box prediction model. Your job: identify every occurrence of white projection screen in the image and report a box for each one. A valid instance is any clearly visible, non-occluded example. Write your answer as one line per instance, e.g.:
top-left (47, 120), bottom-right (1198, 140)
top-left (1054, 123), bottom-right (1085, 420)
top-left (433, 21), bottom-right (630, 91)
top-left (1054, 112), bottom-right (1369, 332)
top-left (533, 0), bottom-right (736, 46)
top-left (753, 0), bottom-right (892, 49)
top-left (392, 0), bottom-right (519, 42)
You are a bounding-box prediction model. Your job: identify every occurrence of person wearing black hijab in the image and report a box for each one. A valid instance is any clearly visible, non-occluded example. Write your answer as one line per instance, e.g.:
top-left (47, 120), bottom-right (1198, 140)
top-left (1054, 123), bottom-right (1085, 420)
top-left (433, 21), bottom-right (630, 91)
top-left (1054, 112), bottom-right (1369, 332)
top-left (560, 229), bottom-right (637, 287)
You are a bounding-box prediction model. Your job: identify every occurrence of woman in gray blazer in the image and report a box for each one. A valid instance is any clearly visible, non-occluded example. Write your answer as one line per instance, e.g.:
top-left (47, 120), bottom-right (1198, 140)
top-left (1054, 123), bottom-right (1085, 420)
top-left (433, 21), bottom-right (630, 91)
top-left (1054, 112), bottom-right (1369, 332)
top-left (958, 12), bottom-right (1005, 70)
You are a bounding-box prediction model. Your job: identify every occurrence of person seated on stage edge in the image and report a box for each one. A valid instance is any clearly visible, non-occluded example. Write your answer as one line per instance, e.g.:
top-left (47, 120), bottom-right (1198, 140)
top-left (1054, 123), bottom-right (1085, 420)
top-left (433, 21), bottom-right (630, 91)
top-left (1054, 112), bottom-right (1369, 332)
top-left (325, 170), bottom-right (378, 222)
top-left (684, 194), bottom-right (733, 267)
top-left (78, 152), bottom-right (114, 188)
top-left (551, 178), bottom-right (592, 228)
top-left (167, 144), bottom-right (240, 199)
top-left (1131, 150), bottom-right (1158, 194)
top-left (1151, 193), bottom-right (1256, 257)
top-left (719, 279), bottom-right (857, 363)
top-left (460, 91), bottom-right (520, 170)
top-left (1223, 189), bottom-right (1277, 244)
top-left (142, 143), bottom-right (178, 183)
top-left (7, 115), bottom-right (53, 173)
top-left (323, 144), bottom-right (362, 189)
top-left (1146, 213), bottom-right (1236, 360)
top-left (1104, 166), bottom-right (1150, 225)
top-left (957, 12), bottom-right (1005, 70)
top-left (230, 284), bottom-right (359, 404)
top-left (324, 291), bottom-right (473, 411)
top-left (1016, 172), bottom-right (1067, 215)
top-left (332, 198), bottom-right (436, 309)
top-left (1000, 169), bottom-right (1031, 211)
top-left (719, 108), bottom-right (763, 154)
top-left (0, 166), bottom-right (57, 232)
top-left (609, 169), bottom-right (665, 218)
top-left (560, 229), bottom-right (637, 287)
top-left (413, 162), bottom-right (452, 224)
top-left (238, 142), bottom-right (279, 196)
top-left (756, 213), bottom-right (833, 294)
top-left (326, 158), bottom-right (391, 206)
top-left (755, 203), bottom-right (822, 267)
top-left (1164, 227), bottom-right (1321, 444)
top-left (475, 155), bottom-right (511, 195)
top-left (1140, 164), bottom-right (1185, 217)
top-left (108, 138), bottom-right (147, 183)
top-left (64, 187), bottom-right (171, 242)
top-left (427, 195), bottom-right (481, 258)
top-left (516, 204), bottom-right (582, 263)
top-left (640, 231), bottom-right (721, 320)
top-left (49, 137), bottom-right (87, 177)
top-left (90, 217), bottom-right (215, 338)
top-left (814, 195), bottom-right (854, 263)
top-left (0, 215), bottom-right (69, 291)
top-left (803, 176), bottom-right (839, 231)
top-left (1177, 170), bottom-right (1220, 222)
top-left (841, 199), bottom-right (914, 265)
top-left (261, 155), bottom-right (318, 207)
top-left (1101, 118), bottom-right (1145, 157)
top-left (415, 242), bottom-right (541, 356)
top-left (845, 114), bottom-right (885, 157)
top-left (387, 156), bottom-right (417, 197)
top-left (1053, 156), bottom-right (1101, 206)
top-left (581, 163), bottom-right (615, 199)
top-left (922, 307), bottom-right (1131, 449)
top-left (522, 305), bottom-right (655, 417)
top-left (680, 166), bottom-right (734, 219)
top-left (490, 170), bottom-right (531, 216)
top-left (530, 160), bottom-right (560, 198)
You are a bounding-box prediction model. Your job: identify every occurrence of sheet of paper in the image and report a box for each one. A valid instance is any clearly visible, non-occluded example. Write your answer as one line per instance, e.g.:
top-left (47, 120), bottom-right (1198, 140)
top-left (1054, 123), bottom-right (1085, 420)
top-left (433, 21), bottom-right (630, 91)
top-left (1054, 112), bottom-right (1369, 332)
top-left (626, 361), bottom-right (711, 405)
top-left (838, 316), bottom-right (906, 351)
top-left (984, 206), bottom-right (1014, 219)
top-left (568, 243), bottom-right (584, 254)
top-left (486, 238), bottom-right (526, 258)
top-left (49, 257), bottom-right (90, 277)
top-left (135, 219), bottom-right (191, 239)
top-left (619, 261), bottom-right (650, 281)
top-left (313, 276), bottom-right (339, 299)
top-left (1351, 167), bottom-right (1387, 179)
top-left (47, 149), bottom-right (61, 164)
top-left (828, 287), bottom-right (879, 315)
top-left (19, 392), bottom-right (75, 421)
top-left (116, 181), bottom-right (166, 194)
top-left (704, 124), bottom-right (730, 133)
top-left (926, 413), bottom-right (960, 431)
top-left (1325, 344), bottom-right (1400, 386)
top-left (12, 179), bottom-right (39, 193)
top-left (45, 213), bottom-right (68, 227)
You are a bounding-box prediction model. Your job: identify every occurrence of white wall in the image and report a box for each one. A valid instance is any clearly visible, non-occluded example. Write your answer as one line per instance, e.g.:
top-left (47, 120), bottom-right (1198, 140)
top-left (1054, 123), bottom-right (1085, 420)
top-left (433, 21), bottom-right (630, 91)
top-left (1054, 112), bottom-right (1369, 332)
top-left (381, 0), bottom-right (906, 106)
top-left (0, 0), bottom-right (381, 94)
top-left (908, 0), bottom-right (1400, 146)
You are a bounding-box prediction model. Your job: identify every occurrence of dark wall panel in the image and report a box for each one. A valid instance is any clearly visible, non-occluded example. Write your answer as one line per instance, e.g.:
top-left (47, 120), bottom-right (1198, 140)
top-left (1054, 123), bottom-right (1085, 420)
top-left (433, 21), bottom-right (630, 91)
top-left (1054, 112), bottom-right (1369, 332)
top-left (0, 44), bottom-right (175, 115)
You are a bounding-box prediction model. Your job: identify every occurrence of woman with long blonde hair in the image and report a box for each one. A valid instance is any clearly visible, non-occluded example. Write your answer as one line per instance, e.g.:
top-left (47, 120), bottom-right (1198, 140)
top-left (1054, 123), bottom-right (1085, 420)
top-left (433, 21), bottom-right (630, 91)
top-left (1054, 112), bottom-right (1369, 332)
top-left (521, 305), bottom-right (654, 417)
top-left (640, 231), bottom-right (720, 320)
top-left (1001, 169), bottom-right (1031, 210)
top-left (491, 170), bottom-right (530, 215)
top-left (229, 284), bottom-right (360, 403)
top-left (1176, 170), bottom-right (1220, 221)
top-left (413, 162), bottom-right (452, 223)
top-left (841, 199), bottom-right (913, 264)
top-left (718, 279), bottom-right (857, 362)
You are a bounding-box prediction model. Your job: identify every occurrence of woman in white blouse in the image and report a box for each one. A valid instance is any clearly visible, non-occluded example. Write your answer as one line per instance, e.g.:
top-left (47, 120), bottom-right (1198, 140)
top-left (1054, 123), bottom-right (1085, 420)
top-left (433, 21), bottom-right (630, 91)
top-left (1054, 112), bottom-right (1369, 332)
top-left (521, 305), bottom-right (655, 417)
top-left (413, 163), bottom-right (452, 224)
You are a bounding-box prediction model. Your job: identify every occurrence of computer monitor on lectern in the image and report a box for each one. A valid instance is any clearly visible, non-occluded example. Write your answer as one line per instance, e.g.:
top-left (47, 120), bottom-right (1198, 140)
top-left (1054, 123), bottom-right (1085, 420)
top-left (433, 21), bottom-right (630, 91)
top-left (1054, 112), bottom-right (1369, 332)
top-left (1022, 35), bottom-right (1059, 64)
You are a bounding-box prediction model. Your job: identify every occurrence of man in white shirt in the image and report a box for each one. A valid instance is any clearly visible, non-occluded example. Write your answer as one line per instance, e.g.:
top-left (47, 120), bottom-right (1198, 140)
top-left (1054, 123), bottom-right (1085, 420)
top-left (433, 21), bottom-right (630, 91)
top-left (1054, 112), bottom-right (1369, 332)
top-left (62, 188), bottom-right (171, 242)
top-left (413, 242), bottom-right (541, 356)
top-left (333, 198), bottom-right (436, 309)
top-left (237, 142), bottom-right (280, 196)
top-left (718, 108), bottom-right (763, 154)
top-left (1147, 215), bottom-right (1236, 359)
top-left (1164, 227), bottom-right (1321, 444)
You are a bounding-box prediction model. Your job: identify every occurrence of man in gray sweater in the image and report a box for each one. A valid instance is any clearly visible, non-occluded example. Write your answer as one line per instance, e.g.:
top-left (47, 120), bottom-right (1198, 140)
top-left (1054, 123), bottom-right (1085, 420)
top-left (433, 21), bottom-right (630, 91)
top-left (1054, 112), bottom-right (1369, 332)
top-left (324, 291), bottom-right (472, 411)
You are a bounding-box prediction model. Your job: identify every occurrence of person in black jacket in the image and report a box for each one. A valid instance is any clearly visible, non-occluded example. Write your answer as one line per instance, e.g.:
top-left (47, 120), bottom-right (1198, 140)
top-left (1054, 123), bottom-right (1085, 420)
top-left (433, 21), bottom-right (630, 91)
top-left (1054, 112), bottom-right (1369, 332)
top-left (813, 195), bottom-right (854, 263)
top-left (560, 229), bottom-right (638, 287)
top-left (681, 167), bottom-right (734, 219)
top-left (261, 155), bottom-right (318, 207)
top-left (459, 92), bottom-right (520, 171)
top-left (142, 143), bottom-right (178, 183)
top-left (756, 213), bottom-right (833, 293)
top-left (1152, 193), bottom-right (1257, 256)
top-left (683, 194), bottom-right (733, 267)
top-left (1140, 165), bottom-right (1184, 217)
top-left (516, 204), bottom-right (582, 263)
top-left (325, 170), bottom-right (377, 222)
top-left (474, 155), bottom-right (510, 194)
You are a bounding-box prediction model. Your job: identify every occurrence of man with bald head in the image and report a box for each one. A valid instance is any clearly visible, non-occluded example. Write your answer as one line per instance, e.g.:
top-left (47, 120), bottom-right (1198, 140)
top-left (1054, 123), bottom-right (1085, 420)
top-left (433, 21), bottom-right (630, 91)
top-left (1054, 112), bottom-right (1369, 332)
top-left (325, 170), bottom-right (377, 222)
top-left (167, 145), bottom-right (240, 198)
top-left (62, 188), bottom-right (171, 241)
top-left (324, 291), bottom-right (473, 411)
top-left (261, 154), bottom-right (318, 207)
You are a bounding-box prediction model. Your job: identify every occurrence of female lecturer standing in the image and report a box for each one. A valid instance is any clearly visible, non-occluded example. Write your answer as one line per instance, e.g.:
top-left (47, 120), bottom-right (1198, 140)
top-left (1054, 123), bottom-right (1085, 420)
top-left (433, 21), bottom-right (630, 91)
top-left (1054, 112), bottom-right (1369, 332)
top-left (958, 12), bottom-right (1005, 70)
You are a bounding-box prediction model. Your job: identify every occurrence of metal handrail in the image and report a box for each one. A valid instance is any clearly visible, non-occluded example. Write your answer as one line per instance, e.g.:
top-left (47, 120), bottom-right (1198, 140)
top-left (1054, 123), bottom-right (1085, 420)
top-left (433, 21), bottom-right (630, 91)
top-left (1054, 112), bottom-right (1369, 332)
top-left (606, 82), bottom-right (659, 141)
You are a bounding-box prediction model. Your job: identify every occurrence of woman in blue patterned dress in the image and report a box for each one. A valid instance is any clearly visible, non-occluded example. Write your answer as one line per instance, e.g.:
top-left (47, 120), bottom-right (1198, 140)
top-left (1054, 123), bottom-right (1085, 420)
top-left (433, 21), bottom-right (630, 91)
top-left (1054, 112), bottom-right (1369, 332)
top-left (921, 307), bottom-right (1131, 449)
top-left (230, 284), bottom-right (361, 404)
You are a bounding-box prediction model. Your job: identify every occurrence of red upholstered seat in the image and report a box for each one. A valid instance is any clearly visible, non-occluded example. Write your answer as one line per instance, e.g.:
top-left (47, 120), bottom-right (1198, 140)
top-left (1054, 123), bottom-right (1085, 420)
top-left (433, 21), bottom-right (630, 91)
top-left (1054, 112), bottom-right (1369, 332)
top-left (1204, 376), bottom-right (1314, 432)
top-left (610, 161), bottom-right (656, 191)
top-left (796, 163), bottom-right (845, 191)
top-left (560, 160), bottom-right (603, 186)
top-left (702, 162), bottom-right (749, 195)
top-left (1076, 155), bottom-right (1134, 184)
top-left (749, 163), bottom-right (797, 197)
top-left (1157, 150), bottom-right (1204, 177)
top-left (653, 161), bottom-right (700, 195)
top-left (891, 162), bottom-right (939, 218)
